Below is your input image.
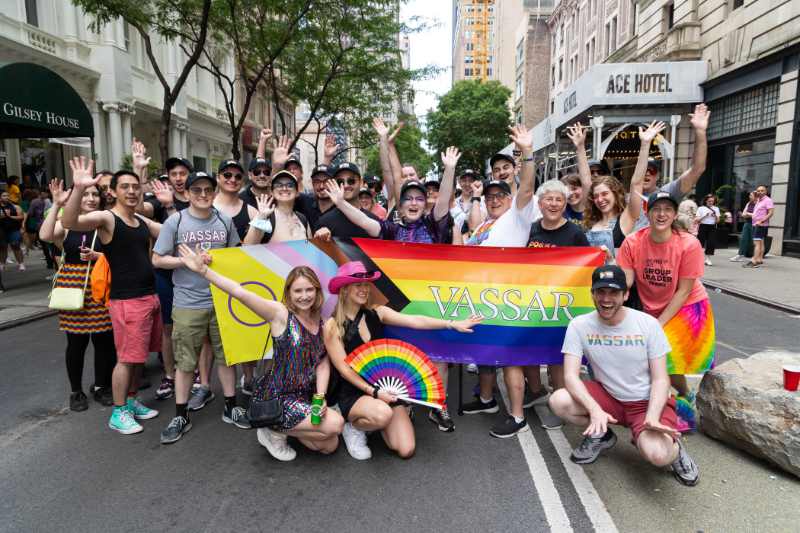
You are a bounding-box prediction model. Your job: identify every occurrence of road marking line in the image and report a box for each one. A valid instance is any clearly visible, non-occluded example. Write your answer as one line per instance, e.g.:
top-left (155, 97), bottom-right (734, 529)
top-left (496, 370), bottom-right (572, 532)
top-left (716, 340), bottom-right (750, 358)
top-left (533, 405), bottom-right (619, 533)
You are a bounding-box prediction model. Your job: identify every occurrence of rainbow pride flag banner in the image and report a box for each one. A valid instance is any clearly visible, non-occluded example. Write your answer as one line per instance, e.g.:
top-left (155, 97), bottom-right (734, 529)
top-left (209, 240), bottom-right (339, 365)
top-left (344, 239), bottom-right (605, 366)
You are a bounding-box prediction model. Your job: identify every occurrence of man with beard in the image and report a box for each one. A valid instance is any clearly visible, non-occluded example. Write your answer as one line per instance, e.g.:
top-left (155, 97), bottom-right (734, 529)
top-left (240, 156), bottom-right (272, 210)
top-left (548, 265), bottom-right (699, 486)
top-left (314, 162), bottom-right (380, 240)
top-left (96, 170), bottom-right (115, 209)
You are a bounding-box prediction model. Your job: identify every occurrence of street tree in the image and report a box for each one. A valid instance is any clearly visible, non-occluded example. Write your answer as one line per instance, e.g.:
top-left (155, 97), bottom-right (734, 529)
top-left (426, 80), bottom-right (512, 174)
top-left (75, 0), bottom-right (212, 165)
top-left (364, 115), bottom-right (432, 177)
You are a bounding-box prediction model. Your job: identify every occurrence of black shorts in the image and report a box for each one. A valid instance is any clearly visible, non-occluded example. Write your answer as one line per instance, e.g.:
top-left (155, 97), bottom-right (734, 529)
top-left (752, 225), bottom-right (768, 240)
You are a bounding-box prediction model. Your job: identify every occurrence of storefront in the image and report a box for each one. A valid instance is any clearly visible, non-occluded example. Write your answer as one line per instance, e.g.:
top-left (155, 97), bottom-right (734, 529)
top-left (0, 62), bottom-right (95, 186)
top-left (532, 61), bottom-right (707, 184)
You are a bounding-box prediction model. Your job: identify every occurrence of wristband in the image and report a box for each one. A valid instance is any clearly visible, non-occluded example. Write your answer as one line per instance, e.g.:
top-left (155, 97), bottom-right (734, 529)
top-left (372, 384), bottom-right (380, 398)
top-left (521, 156), bottom-right (534, 162)
top-left (249, 218), bottom-right (273, 234)
top-left (471, 197), bottom-right (481, 202)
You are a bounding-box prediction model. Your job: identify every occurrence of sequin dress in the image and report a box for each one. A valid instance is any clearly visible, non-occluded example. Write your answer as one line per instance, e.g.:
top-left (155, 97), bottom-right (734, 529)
top-left (253, 312), bottom-right (326, 431)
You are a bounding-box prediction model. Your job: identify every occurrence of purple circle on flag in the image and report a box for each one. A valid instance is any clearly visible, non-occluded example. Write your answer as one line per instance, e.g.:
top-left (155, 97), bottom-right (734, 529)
top-left (227, 281), bottom-right (276, 327)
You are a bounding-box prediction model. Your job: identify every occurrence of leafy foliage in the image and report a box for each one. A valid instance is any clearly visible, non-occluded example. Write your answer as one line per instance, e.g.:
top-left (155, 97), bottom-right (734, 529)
top-left (426, 80), bottom-right (512, 174)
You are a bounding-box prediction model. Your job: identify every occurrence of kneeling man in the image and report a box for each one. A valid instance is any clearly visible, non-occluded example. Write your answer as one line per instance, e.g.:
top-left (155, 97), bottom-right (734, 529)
top-left (549, 265), bottom-right (699, 486)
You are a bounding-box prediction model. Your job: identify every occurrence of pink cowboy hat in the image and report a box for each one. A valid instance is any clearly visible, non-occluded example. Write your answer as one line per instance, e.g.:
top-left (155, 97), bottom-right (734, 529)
top-left (328, 261), bottom-right (381, 294)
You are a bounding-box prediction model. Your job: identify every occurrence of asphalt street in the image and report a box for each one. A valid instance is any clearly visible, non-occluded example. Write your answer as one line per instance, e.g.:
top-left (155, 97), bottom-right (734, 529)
top-left (1, 291), bottom-right (798, 533)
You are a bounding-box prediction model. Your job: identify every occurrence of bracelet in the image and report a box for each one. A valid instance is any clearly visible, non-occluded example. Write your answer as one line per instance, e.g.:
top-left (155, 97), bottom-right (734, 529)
top-left (521, 156), bottom-right (534, 162)
top-left (372, 384), bottom-right (380, 398)
top-left (471, 197), bottom-right (481, 202)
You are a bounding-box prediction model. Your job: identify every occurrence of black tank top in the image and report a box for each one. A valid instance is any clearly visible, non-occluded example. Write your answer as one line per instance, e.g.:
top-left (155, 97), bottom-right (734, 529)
top-left (330, 309), bottom-right (385, 401)
top-left (104, 212), bottom-right (155, 300)
top-left (63, 230), bottom-right (103, 264)
top-left (231, 201), bottom-right (251, 241)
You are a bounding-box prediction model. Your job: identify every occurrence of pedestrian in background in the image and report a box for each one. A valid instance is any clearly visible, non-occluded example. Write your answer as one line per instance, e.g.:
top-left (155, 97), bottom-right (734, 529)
top-left (695, 194), bottom-right (720, 266)
top-left (0, 190), bottom-right (26, 270)
top-left (730, 191), bottom-right (757, 262)
top-left (746, 184), bottom-right (774, 268)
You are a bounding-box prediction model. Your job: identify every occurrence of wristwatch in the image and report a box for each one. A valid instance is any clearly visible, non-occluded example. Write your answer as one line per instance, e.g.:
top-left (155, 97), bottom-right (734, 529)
top-left (372, 384), bottom-right (380, 398)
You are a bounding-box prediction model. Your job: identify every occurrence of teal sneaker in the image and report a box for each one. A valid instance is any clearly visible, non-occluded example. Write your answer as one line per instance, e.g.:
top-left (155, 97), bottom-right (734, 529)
top-left (108, 406), bottom-right (143, 434)
top-left (126, 397), bottom-right (159, 420)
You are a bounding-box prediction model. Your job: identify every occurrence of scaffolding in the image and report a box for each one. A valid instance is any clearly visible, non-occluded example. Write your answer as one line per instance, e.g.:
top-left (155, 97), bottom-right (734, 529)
top-left (463, 0), bottom-right (493, 81)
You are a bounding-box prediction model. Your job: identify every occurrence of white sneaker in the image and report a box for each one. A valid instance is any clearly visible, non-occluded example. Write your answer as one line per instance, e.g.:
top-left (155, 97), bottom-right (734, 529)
top-left (257, 427), bottom-right (296, 461)
top-left (704, 258), bottom-right (712, 266)
top-left (18, 263), bottom-right (26, 271)
top-left (729, 255), bottom-right (743, 262)
top-left (342, 422), bottom-right (372, 460)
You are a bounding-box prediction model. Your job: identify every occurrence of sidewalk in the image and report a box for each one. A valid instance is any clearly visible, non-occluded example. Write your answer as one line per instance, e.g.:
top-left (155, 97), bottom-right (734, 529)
top-left (702, 253), bottom-right (800, 314)
top-left (0, 249), bottom-right (57, 329)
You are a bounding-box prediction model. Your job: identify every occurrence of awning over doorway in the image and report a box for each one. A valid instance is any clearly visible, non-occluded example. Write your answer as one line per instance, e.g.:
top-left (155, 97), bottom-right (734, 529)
top-left (0, 62), bottom-right (93, 139)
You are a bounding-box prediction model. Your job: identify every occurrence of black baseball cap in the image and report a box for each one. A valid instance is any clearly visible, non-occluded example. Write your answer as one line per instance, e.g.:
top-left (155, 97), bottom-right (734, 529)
top-left (334, 162), bottom-right (362, 178)
top-left (483, 180), bottom-right (512, 196)
top-left (358, 187), bottom-right (373, 197)
top-left (591, 265), bottom-right (627, 292)
top-left (400, 180), bottom-right (426, 199)
top-left (157, 173), bottom-right (169, 182)
top-left (646, 158), bottom-right (662, 172)
top-left (459, 169), bottom-right (478, 180)
top-left (185, 171), bottom-right (216, 189)
top-left (271, 169), bottom-right (298, 188)
top-left (424, 177), bottom-right (440, 190)
top-left (490, 152), bottom-right (515, 168)
top-left (311, 164), bottom-right (332, 179)
top-left (587, 159), bottom-right (610, 174)
top-left (285, 154), bottom-right (302, 170)
top-left (217, 159), bottom-right (244, 173)
top-left (249, 158), bottom-right (271, 172)
top-left (647, 190), bottom-right (679, 210)
top-left (165, 157), bottom-right (193, 173)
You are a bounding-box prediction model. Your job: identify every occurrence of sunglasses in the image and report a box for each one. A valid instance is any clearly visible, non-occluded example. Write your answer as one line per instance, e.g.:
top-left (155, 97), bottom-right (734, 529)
top-left (336, 177), bottom-right (360, 186)
top-left (251, 170), bottom-right (270, 177)
top-left (222, 172), bottom-right (243, 181)
top-left (272, 181), bottom-right (296, 190)
top-left (189, 186), bottom-right (215, 195)
top-left (485, 193), bottom-right (508, 202)
top-left (350, 271), bottom-right (376, 279)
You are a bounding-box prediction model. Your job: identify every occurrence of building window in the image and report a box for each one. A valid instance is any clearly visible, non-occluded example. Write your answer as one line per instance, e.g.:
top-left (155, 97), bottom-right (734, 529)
top-left (733, 0), bottom-right (745, 10)
top-left (466, 42), bottom-right (474, 51)
top-left (664, 2), bottom-right (675, 31)
top-left (610, 17), bottom-right (617, 52)
top-left (585, 42), bottom-right (590, 71)
top-left (516, 40), bottom-right (525, 67)
top-left (590, 37), bottom-right (595, 64)
top-left (551, 100), bottom-right (555, 114)
top-left (707, 82), bottom-right (780, 140)
top-left (604, 23), bottom-right (610, 56)
top-left (551, 65), bottom-right (556, 87)
top-left (559, 24), bottom-right (564, 45)
top-left (515, 76), bottom-right (523, 100)
top-left (515, 109), bottom-right (523, 125)
top-left (630, 1), bottom-right (638, 36)
top-left (465, 55), bottom-right (473, 64)
top-left (123, 23), bottom-right (131, 51)
top-left (464, 67), bottom-right (473, 77)
top-left (558, 58), bottom-right (563, 82)
top-left (25, 0), bottom-right (38, 27)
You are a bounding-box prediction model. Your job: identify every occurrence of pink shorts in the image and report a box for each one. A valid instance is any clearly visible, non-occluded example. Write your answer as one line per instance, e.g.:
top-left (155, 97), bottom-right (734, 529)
top-left (583, 380), bottom-right (678, 443)
top-left (108, 294), bottom-right (163, 364)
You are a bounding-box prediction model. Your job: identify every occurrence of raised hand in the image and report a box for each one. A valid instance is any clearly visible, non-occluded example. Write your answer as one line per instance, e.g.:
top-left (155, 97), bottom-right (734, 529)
top-left (566, 123), bottom-right (588, 148)
top-left (388, 121), bottom-right (404, 144)
top-left (69, 156), bottom-right (98, 189)
top-left (638, 120), bottom-right (666, 144)
top-left (441, 146), bottom-right (462, 169)
top-left (324, 133), bottom-right (340, 160)
top-left (272, 135), bottom-right (291, 167)
top-left (449, 314), bottom-right (483, 333)
top-left (323, 179), bottom-right (345, 205)
top-left (689, 103), bottom-right (710, 132)
top-left (48, 178), bottom-right (71, 206)
top-left (255, 193), bottom-right (275, 219)
top-left (510, 124), bottom-right (533, 152)
top-left (372, 117), bottom-right (390, 138)
top-left (177, 244), bottom-right (208, 274)
top-left (131, 137), bottom-right (151, 170)
top-left (470, 179), bottom-right (483, 197)
top-left (151, 179), bottom-right (173, 206)
top-left (259, 128), bottom-right (273, 144)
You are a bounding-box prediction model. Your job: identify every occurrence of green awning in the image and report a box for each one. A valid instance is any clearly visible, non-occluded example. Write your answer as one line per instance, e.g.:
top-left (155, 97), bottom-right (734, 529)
top-left (0, 62), bottom-right (94, 138)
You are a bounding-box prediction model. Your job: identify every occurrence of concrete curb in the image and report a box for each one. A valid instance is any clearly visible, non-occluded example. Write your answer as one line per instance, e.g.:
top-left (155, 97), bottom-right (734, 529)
top-left (703, 280), bottom-right (800, 315)
top-left (0, 309), bottom-right (58, 331)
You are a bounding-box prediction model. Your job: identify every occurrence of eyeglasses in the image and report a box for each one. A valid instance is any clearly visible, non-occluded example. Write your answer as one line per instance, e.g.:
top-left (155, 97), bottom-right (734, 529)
top-left (485, 193), bottom-right (508, 202)
top-left (402, 196), bottom-right (426, 204)
top-left (222, 172), bottom-right (243, 181)
top-left (337, 177), bottom-right (360, 186)
top-left (189, 186), bottom-right (215, 195)
top-left (351, 271), bottom-right (376, 279)
top-left (272, 181), bottom-right (296, 190)
top-left (251, 170), bottom-right (270, 177)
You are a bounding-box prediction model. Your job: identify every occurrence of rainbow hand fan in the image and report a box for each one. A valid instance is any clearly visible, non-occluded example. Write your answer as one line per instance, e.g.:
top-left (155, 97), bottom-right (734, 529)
top-left (345, 339), bottom-right (445, 410)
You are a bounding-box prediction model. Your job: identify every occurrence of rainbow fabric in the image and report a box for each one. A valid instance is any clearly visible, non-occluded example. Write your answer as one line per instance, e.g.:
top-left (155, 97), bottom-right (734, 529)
top-left (347, 239), bottom-right (606, 366)
top-left (345, 339), bottom-right (445, 406)
top-left (208, 241), bottom-right (338, 365)
top-left (663, 298), bottom-right (716, 375)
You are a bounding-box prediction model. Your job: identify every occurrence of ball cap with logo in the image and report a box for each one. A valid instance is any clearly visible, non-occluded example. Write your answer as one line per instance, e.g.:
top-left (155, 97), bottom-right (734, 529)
top-left (483, 180), bottom-right (512, 196)
top-left (647, 190), bottom-right (679, 210)
top-left (334, 162), bottom-right (362, 178)
top-left (270, 169), bottom-right (298, 187)
top-left (490, 152), bottom-right (515, 168)
top-left (311, 164), bottom-right (332, 179)
top-left (248, 158), bottom-right (271, 172)
top-left (165, 157), bottom-right (194, 173)
top-left (218, 159), bottom-right (244, 174)
top-left (591, 265), bottom-right (628, 292)
top-left (186, 171), bottom-right (217, 189)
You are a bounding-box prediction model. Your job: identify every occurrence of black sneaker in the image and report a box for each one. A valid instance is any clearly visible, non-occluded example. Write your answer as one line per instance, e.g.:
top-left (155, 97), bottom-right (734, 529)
top-left (91, 385), bottom-right (114, 406)
top-left (671, 439), bottom-right (699, 486)
top-left (428, 407), bottom-right (455, 432)
top-left (489, 416), bottom-right (529, 438)
top-left (523, 387), bottom-right (549, 408)
top-left (69, 391), bottom-right (88, 412)
top-left (160, 416), bottom-right (192, 444)
top-left (222, 405), bottom-right (252, 429)
top-left (570, 428), bottom-right (617, 464)
top-left (462, 397), bottom-right (500, 414)
top-left (188, 386), bottom-right (215, 411)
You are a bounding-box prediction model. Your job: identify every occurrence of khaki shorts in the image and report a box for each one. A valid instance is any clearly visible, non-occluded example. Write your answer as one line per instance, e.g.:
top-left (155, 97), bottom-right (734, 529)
top-left (171, 307), bottom-right (226, 372)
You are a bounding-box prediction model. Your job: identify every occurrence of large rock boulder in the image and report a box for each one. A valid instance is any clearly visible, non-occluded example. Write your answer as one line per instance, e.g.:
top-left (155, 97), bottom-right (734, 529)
top-left (697, 351), bottom-right (800, 478)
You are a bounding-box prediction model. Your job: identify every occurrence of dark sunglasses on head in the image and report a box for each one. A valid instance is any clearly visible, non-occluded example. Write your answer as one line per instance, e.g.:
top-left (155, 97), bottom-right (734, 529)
top-left (350, 271), bottom-right (376, 279)
top-left (222, 172), bottom-right (243, 181)
top-left (337, 177), bottom-right (360, 186)
top-left (251, 170), bottom-right (270, 177)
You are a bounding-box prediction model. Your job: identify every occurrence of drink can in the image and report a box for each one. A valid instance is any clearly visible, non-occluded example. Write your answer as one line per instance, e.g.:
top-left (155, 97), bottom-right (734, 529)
top-left (310, 393), bottom-right (324, 425)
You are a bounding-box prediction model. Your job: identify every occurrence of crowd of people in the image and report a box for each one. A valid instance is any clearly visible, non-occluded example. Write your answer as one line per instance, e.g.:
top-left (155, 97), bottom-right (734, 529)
top-left (34, 103), bottom-right (742, 489)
